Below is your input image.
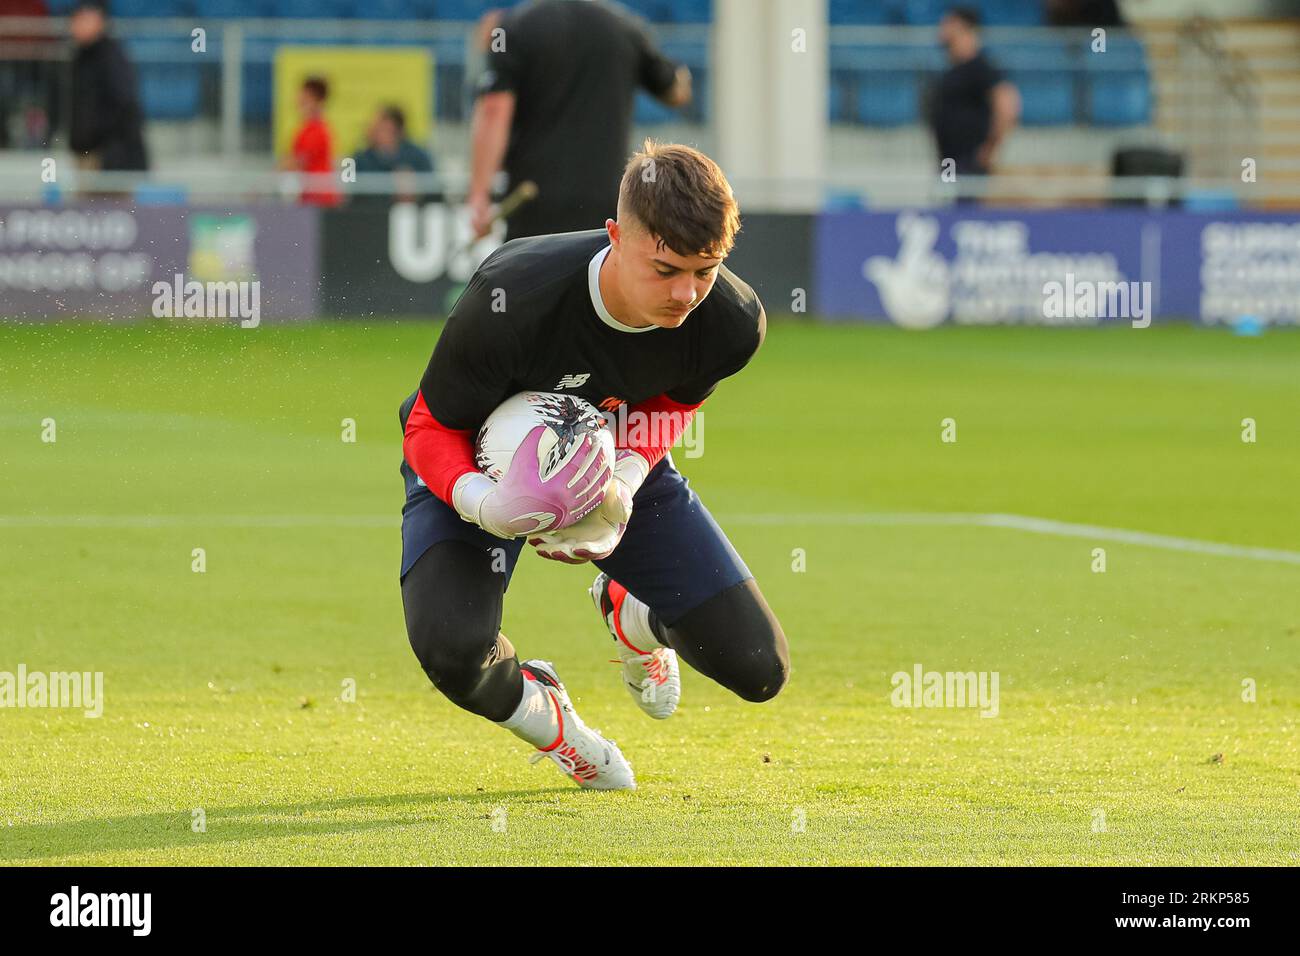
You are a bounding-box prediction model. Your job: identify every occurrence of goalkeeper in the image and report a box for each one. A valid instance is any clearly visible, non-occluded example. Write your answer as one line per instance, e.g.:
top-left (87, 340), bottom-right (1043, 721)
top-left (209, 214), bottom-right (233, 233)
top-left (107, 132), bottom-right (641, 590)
top-left (398, 142), bottom-right (789, 790)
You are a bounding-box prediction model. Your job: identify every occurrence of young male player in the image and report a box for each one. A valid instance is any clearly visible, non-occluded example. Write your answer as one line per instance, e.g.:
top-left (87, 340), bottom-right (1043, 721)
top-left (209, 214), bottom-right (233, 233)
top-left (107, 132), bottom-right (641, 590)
top-left (399, 141), bottom-right (789, 790)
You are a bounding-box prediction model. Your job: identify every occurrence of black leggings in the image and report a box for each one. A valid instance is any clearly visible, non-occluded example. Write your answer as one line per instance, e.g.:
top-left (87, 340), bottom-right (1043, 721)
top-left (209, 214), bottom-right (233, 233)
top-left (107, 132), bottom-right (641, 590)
top-left (401, 540), bottom-right (790, 721)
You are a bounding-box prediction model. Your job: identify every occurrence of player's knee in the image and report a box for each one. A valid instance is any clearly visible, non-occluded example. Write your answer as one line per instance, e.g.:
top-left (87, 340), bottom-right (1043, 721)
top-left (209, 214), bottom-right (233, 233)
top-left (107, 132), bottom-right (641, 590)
top-left (729, 638), bottom-right (789, 703)
top-left (407, 618), bottom-right (498, 701)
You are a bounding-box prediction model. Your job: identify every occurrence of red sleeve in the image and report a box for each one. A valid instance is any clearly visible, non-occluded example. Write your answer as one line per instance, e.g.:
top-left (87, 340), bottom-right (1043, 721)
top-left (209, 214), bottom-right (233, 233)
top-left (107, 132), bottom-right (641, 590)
top-left (403, 390), bottom-right (479, 506)
top-left (620, 392), bottom-right (702, 471)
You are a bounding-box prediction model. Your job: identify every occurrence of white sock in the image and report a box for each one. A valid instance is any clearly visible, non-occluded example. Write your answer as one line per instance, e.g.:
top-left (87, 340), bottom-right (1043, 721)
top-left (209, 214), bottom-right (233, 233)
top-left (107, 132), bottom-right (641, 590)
top-left (496, 674), bottom-right (561, 749)
top-left (618, 589), bottom-right (665, 651)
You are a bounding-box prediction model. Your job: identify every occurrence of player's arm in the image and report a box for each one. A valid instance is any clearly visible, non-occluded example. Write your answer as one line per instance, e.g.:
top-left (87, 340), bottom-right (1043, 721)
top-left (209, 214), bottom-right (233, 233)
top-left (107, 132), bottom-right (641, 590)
top-left (468, 92), bottom-right (515, 237)
top-left (468, 11), bottom-right (523, 238)
top-left (404, 274), bottom-right (610, 539)
top-left (631, 12), bottom-right (690, 108)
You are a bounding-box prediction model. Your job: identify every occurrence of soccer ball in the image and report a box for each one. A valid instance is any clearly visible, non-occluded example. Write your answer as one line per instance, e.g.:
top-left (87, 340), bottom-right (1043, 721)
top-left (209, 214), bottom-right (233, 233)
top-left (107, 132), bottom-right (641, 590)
top-left (475, 391), bottom-right (614, 485)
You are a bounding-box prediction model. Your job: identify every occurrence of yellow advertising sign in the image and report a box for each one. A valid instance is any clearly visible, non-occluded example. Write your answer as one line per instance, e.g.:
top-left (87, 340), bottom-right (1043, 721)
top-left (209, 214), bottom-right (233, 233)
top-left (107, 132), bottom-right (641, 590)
top-left (273, 46), bottom-right (433, 160)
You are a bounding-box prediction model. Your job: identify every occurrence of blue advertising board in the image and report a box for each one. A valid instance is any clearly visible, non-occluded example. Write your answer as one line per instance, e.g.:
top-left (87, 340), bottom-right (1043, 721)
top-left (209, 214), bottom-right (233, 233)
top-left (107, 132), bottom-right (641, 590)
top-left (813, 209), bottom-right (1300, 327)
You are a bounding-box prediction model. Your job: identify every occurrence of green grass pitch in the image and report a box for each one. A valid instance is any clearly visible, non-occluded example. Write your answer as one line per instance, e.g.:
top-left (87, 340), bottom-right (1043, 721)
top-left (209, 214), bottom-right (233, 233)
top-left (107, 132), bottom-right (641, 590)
top-left (1, 319), bottom-right (1297, 865)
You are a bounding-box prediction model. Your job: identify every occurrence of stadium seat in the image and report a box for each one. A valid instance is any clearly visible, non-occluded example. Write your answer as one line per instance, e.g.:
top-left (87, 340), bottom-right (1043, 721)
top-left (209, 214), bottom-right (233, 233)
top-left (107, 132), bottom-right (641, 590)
top-left (433, 0), bottom-right (499, 20)
top-left (900, 0), bottom-right (948, 25)
top-left (1183, 189), bottom-right (1238, 212)
top-left (193, 0), bottom-right (271, 16)
top-left (111, 0), bottom-right (192, 15)
top-left (829, 0), bottom-right (897, 25)
top-left (1086, 72), bottom-right (1151, 125)
top-left (1081, 34), bottom-right (1148, 71)
top-left (1081, 35), bottom-right (1151, 126)
top-left (856, 72), bottom-right (919, 125)
top-left (1014, 74), bottom-right (1075, 125)
top-left (978, 0), bottom-right (1045, 26)
top-left (828, 73), bottom-right (851, 122)
top-left (665, 0), bottom-right (711, 23)
top-left (125, 37), bottom-right (202, 120)
top-left (831, 42), bottom-right (937, 127)
top-left (343, 0), bottom-right (421, 17)
top-left (273, 0), bottom-right (350, 17)
top-left (634, 90), bottom-right (678, 124)
top-left (620, 0), bottom-right (673, 22)
top-left (237, 37), bottom-right (277, 122)
top-left (987, 42), bottom-right (1075, 126)
top-left (133, 183), bottom-right (189, 205)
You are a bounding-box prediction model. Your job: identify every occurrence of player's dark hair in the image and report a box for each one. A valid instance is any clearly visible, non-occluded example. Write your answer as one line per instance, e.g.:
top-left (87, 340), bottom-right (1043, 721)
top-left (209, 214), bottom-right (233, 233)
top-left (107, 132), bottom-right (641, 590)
top-left (618, 140), bottom-right (741, 259)
top-left (381, 105), bottom-right (406, 133)
top-left (946, 5), bottom-right (982, 28)
top-left (302, 76), bottom-right (329, 102)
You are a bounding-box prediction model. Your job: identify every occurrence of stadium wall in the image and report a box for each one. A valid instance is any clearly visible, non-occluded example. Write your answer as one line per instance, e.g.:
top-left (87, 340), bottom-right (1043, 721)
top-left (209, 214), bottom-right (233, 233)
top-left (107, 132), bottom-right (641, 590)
top-left (1, 201), bottom-right (1298, 327)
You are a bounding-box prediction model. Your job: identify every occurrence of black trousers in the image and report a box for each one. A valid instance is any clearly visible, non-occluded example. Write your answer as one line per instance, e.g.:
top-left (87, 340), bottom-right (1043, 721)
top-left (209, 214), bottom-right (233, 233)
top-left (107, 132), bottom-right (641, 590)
top-left (401, 540), bottom-right (790, 721)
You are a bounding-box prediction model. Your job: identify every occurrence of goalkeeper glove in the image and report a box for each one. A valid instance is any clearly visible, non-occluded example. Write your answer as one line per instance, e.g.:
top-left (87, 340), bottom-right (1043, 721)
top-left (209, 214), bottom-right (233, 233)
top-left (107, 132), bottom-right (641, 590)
top-left (451, 426), bottom-right (612, 539)
top-left (530, 450), bottom-right (648, 562)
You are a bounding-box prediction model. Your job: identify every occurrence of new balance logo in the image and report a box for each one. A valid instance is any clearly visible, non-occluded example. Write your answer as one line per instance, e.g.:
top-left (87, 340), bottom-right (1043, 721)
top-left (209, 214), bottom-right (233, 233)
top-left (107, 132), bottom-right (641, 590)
top-left (555, 373), bottom-right (590, 389)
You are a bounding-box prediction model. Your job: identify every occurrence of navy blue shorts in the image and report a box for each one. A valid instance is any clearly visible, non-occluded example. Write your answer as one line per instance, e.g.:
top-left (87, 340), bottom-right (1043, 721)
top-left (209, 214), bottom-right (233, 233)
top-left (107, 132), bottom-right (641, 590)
top-left (399, 452), bottom-right (752, 627)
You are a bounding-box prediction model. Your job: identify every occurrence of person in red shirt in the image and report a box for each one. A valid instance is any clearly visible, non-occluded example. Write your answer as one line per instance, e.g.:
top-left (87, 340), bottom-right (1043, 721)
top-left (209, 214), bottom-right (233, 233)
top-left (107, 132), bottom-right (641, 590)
top-left (282, 76), bottom-right (340, 207)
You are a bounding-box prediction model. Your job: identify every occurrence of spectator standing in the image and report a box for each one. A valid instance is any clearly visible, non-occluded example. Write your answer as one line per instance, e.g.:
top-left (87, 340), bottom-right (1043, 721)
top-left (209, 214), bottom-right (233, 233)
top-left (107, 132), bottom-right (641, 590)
top-left (68, 0), bottom-right (147, 173)
top-left (927, 6), bottom-right (1020, 182)
top-left (282, 76), bottom-right (341, 207)
top-left (468, 0), bottom-right (691, 240)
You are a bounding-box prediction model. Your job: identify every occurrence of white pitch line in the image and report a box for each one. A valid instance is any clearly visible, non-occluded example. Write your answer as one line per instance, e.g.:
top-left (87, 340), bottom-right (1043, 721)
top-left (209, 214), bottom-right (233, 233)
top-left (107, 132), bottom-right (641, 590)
top-left (1, 511), bottom-right (1297, 566)
top-left (724, 512), bottom-right (1300, 566)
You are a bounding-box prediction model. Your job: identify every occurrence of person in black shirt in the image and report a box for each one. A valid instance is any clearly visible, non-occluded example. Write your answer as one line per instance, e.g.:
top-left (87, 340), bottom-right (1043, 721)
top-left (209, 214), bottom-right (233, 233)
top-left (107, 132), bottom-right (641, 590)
top-left (399, 142), bottom-right (788, 790)
top-left (468, 0), bottom-right (691, 241)
top-left (928, 5), bottom-right (1020, 179)
top-left (68, 0), bottom-right (147, 174)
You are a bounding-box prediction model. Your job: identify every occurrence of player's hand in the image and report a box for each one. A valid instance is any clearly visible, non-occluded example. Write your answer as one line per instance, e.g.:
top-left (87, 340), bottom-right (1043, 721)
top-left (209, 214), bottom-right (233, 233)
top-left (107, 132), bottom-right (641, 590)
top-left (469, 192), bottom-right (495, 239)
top-left (456, 426), bottom-right (612, 539)
top-left (530, 472), bottom-right (634, 563)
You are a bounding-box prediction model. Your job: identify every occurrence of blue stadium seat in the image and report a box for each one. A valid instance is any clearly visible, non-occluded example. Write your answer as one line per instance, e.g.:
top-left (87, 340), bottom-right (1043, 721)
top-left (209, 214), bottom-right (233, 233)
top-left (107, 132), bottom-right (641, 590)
top-left (112, 0), bottom-right (193, 15)
top-left (665, 0), bottom-right (711, 23)
top-left (829, 1), bottom-right (897, 25)
top-left (987, 41), bottom-right (1075, 125)
top-left (273, 0), bottom-right (350, 17)
top-left (900, 0), bottom-right (948, 25)
top-left (1015, 74), bottom-right (1074, 124)
top-left (856, 72), bottom-right (919, 125)
top-left (634, 90), bottom-right (678, 124)
top-left (193, 0), bottom-right (271, 16)
top-left (1086, 72), bottom-right (1151, 125)
top-left (133, 183), bottom-right (189, 204)
top-left (127, 38), bottom-right (202, 120)
top-left (829, 78), bottom-right (848, 122)
top-left (433, 0), bottom-right (499, 20)
top-left (1081, 34), bottom-right (1147, 71)
top-left (979, 0), bottom-right (1045, 26)
top-left (238, 37), bottom-right (277, 122)
top-left (343, 0), bottom-right (420, 17)
top-left (1183, 190), bottom-right (1238, 212)
top-left (1080, 35), bottom-right (1150, 126)
top-left (620, 0), bottom-right (673, 22)
top-left (832, 42), bottom-right (936, 126)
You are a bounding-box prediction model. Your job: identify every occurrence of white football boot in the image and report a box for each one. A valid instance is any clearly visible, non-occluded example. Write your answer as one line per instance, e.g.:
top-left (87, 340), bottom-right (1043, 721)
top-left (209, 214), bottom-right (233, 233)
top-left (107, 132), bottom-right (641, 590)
top-left (589, 572), bottom-right (681, 720)
top-left (520, 660), bottom-right (636, 791)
